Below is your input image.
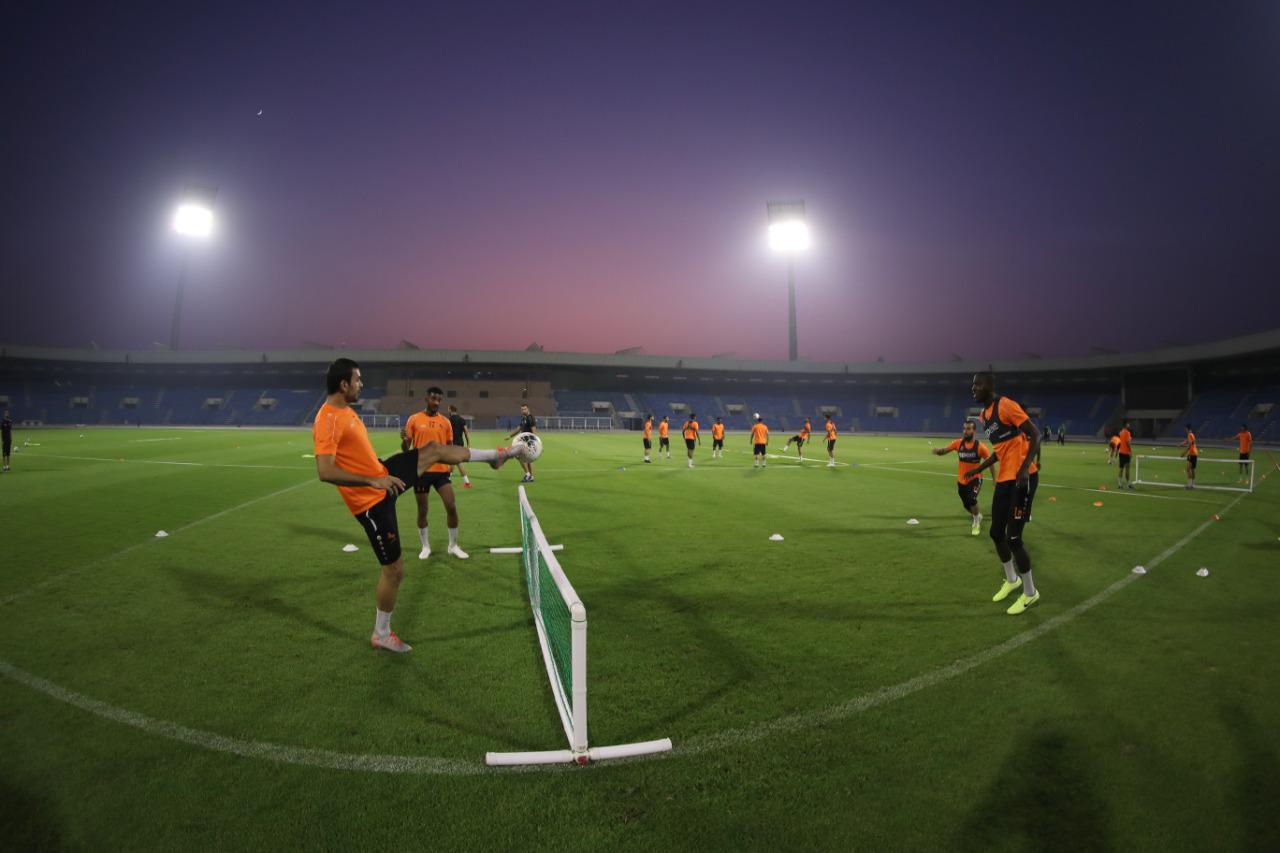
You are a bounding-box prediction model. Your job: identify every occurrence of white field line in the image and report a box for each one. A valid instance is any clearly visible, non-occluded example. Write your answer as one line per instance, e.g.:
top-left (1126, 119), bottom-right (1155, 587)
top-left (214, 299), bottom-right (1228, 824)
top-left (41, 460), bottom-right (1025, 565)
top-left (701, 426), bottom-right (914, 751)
top-left (0, 487), bottom-right (1250, 775)
top-left (0, 478), bottom-right (316, 608)
top-left (23, 452), bottom-right (310, 471)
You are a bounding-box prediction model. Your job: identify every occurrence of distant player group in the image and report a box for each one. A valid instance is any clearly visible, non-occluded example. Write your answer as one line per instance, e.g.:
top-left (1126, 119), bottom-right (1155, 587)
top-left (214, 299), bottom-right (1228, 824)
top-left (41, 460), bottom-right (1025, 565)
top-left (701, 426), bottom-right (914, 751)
top-left (1106, 421), bottom-right (1253, 488)
top-left (641, 413), bottom-right (839, 468)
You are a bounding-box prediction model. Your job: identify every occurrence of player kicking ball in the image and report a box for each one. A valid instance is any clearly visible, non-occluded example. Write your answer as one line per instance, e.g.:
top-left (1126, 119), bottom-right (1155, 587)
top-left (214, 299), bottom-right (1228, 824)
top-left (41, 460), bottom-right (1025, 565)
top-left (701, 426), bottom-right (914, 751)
top-left (314, 359), bottom-right (529, 653)
top-left (784, 418), bottom-right (811, 461)
top-left (933, 419), bottom-right (990, 535)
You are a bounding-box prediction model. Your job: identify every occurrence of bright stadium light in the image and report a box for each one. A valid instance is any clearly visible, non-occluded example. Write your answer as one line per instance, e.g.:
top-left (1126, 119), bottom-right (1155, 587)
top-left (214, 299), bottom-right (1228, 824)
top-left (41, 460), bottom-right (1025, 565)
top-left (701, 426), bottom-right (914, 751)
top-left (169, 184), bottom-right (219, 350)
top-left (766, 200), bottom-right (809, 361)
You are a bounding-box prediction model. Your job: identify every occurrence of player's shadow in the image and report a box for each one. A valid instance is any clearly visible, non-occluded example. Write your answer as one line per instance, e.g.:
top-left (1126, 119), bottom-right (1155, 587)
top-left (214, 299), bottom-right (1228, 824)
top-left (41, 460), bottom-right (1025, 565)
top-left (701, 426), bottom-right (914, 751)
top-left (167, 566), bottom-right (348, 640)
top-left (0, 778), bottom-right (63, 852)
top-left (1219, 702), bottom-right (1280, 849)
top-left (282, 521), bottom-right (342, 541)
top-left (953, 725), bottom-right (1113, 852)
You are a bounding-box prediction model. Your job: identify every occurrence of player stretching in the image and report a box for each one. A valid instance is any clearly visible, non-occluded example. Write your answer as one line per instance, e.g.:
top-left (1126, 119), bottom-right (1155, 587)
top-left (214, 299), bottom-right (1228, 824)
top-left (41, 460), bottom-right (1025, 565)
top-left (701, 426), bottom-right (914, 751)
top-left (963, 371), bottom-right (1042, 615)
top-left (824, 416), bottom-right (838, 467)
top-left (314, 359), bottom-right (523, 653)
top-left (934, 419), bottom-right (990, 535)
top-left (642, 415), bottom-right (654, 463)
top-left (1, 409), bottom-right (12, 472)
top-left (659, 416), bottom-right (671, 459)
top-left (447, 404), bottom-right (471, 489)
top-left (751, 415), bottom-right (769, 468)
top-left (506, 404), bottom-right (538, 483)
top-left (785, 418), bottom-right (812, 460)
top-left (710, 417), bottom-right (725, 458)
top-left (1235, 423), bottom-right (1252, 483)
top-left (1106, 432), bottom-right (1120, 465)
top-left (1178, 424), bottom-right (1198, 489)
top-left (402, 388), bottom-right (468, 560)
top-left (1116, 422), bottom-right (1134, 489)
top-left (682, 413), bottom-right (701, 468)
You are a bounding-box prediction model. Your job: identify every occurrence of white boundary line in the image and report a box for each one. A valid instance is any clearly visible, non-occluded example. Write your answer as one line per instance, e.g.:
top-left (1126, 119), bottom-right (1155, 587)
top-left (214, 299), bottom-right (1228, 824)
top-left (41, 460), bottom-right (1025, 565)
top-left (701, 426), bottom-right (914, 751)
top-left (22, 452), bottom-right (310, 471)
top-left (0, 487), bottom-right (1251, 774)
top-left (0, 478), bottom-right (316, 608)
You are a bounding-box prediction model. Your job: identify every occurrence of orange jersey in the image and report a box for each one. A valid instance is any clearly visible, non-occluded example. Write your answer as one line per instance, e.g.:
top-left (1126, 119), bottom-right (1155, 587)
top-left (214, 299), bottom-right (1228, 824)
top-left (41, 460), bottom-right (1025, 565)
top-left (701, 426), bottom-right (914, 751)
top-left (750, 422), bottom-right (769, 444)
top-left (1109, 435), bottom-right (1120, 448)
top-left (825, 421), bottom-right (837, 441)
top-left (683, 420), bottom-right (699, 440)
top-left (403, 410), bottom-right (453, 472)
top-left (981, 396), bottom-right (1033, 483)
top-left (799, 422), bottom-right (811, 439)
top-left (659, 421), bottom-right (669, 438)
top-left (1117, 428), bottom-right (1132, 455)
top-left (1238, 430), bottom-right (1252, 454)
top-left (1185, 432), bottom-right (1198, 457)
top-left (712, 423), bottom-right (725, 440)
top-left (643, 420), bottom-right (653, 440)
top-left (313, 402), bottom-right (390, 515)
top-left (946, 437), bottom-right (991, 484)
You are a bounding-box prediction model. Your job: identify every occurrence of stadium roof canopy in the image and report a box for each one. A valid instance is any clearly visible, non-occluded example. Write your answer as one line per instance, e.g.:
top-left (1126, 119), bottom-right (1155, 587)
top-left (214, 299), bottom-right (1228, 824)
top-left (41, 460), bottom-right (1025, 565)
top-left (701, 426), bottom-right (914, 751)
top-left (3, 328), bottom-right (1279, 376)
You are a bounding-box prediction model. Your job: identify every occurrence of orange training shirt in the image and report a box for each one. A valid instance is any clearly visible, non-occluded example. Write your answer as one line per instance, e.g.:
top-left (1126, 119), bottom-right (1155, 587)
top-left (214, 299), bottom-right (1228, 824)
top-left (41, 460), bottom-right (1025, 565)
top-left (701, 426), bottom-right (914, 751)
top-left (750, 422), bottom-right (769, 444)
top-left (659, 421), bottom-right (669, 438)
top-left (683, 420), bottom-right (699, 440)
top-left (643, 420), bottom-right (653, 440)
top-left (981, 396), bottom-right (1032, 483)
top-left (1238, 430), bottom-right (1252, 454)
top-left (404, 410), bottom-right (453, 472)
top-left (1118, 428), bottom-right (1132, 455)
top-left (825, 420), bottom-right (837, 440)
top-left (313, 402), bottom-right (390, 515)
top-left (799, 421), bottom-right (811, 439)
top-left (946, 437), bottom-right (991, 484)
top-left (712, 423), bottom-right (725, 440)
top-left (1186, 431), bottom-right (1198, 457)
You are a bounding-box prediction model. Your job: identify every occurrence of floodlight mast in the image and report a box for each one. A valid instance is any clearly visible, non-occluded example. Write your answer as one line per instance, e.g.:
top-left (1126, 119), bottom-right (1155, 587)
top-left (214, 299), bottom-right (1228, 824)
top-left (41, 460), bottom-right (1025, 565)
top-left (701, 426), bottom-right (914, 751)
top-left (168, 185), bottom-right (217, 350)
top-left (766, 201), bottom-right (809, 361)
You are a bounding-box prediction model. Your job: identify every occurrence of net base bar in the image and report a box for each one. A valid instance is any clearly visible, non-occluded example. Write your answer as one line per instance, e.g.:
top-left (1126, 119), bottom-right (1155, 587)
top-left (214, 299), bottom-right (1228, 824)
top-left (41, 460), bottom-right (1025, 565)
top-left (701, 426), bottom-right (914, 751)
top-left (486, 737), bottom-right (672, 767)
top-left (489, 544), bottom-right (564, 555)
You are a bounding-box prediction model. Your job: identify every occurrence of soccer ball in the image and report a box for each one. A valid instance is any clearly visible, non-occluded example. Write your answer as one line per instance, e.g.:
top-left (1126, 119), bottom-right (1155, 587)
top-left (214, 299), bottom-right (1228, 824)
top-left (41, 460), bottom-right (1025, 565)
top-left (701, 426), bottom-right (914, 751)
top-left (512, 432), bottom-right (543, 462)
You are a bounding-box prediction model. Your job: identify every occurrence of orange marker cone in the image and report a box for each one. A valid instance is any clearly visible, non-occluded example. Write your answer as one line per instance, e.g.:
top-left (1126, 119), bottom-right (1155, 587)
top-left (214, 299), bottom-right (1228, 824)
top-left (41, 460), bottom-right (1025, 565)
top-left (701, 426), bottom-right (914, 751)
top-left (1093, 501), bottom-right (1104, 507)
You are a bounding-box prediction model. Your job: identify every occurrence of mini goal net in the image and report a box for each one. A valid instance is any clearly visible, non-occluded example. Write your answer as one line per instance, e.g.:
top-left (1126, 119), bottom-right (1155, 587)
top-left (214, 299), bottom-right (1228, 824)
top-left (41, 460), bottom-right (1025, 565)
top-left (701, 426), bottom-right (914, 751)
top-left (1133, 454), bottom-right (1254, 493)
top-left (485, 486), bottom-right (672, 766)
top-left (359, 413), bottom-right (402, 431)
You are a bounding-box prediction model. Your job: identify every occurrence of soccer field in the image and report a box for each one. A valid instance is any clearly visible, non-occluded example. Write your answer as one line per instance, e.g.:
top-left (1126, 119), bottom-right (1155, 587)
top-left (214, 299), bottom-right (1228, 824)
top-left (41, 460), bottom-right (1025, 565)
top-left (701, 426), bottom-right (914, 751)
top-left (2, 428), bottom-right (1278, 851)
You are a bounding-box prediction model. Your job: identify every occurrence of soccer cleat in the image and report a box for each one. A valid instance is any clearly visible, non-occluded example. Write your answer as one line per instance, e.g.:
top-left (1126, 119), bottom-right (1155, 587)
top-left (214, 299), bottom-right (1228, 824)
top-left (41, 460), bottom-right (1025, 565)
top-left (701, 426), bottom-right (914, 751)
top-left (1006, 591), bottom-right (1041, 615)
top-left (447, 544), bottom-right (469, 560)
top-left (971, 514), bottom-right (982, 535)
top-left (418, 545), bottom-right (431, 560)
top-left (370, 631), bottom-right (412, 653)
top-left (992, 577), bottom-right (1022, 602)
top-left (463, 481), bottom-right (472, 489)
top-left (487, 447), bottom-right (512, 470)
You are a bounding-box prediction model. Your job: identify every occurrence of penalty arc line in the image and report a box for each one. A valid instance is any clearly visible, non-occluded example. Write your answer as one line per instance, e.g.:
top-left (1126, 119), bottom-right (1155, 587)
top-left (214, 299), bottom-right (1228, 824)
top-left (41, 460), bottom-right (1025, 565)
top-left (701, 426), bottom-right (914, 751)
top-left (0, 489), bottom-right (1250, 774)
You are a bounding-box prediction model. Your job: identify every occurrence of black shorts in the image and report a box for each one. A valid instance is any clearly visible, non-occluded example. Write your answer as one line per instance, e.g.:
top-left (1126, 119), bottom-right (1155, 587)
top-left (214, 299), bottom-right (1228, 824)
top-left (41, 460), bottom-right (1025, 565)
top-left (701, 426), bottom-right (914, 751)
top-left (452, 436), bottom-right (466, 447)
top-left (1188, 456), bottom-right (1198, 470)
top-left (1239, 452), bottom-right (1250, 461)
top-left (827, 439), bottom-right (836, 452)
top-left (685, 438), bottom-right (697, 451)
top-left (989, 477), bottom-right (1033, 547)
top-left (355, 493), bottom-right (402, 566)
top-left (753, 443), bottom-right (767, 456)
top-left (643, 437), bottom-right (652, 449)
top-left (1, 438), bottom-right (9, 455)
top-left (958, 478), bottom-right (982, 509)
top-left (790, 435), bottom-right (805, 446)
top-left (415, 470), bottom-right (452, 494)
top-left (659, 437), bottom-right (670, 448)
top-left (713, 438), bottom-right (724, 449)
top-left (1117, 453), bottom-right (1131, 467)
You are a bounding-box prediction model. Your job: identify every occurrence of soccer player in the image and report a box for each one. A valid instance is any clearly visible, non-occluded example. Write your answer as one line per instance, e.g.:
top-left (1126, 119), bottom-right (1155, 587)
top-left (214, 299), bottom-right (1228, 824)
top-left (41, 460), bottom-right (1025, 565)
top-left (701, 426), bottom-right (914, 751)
top-left (824, 415), bottom-right (838, 467)
top-left (506, 404), bottom-right (538, 483)
top-left (711, 417), bottom-right (725, 458)
top-left (1178, 424), bottom-right (1198, 489)
top-left (962, 371), bottom-right (1042, 615)
top-left (682, 412), bottom-right (701, 468)
top-left (1235, 423), bottom-right (1253, 483)
top-left (659, 416), bottom-right (671, 459)
top-left (402, 388), bottom-right (468, 560)
top-left (750, 415), bottom-right (769, 468)
top-left (934, 419), bottom-right (990, 535)
top-left (314, 359), bottom-right (523, 653)
top-left (1116, 422), bottom-right (1134, 488)
top-left (1057, 423), bottom-right (1066, 446)
top-left (785, 418), bottom-right (812, 461)
top-left (448, 404), bottom-right (471, 489)
top-left (1106, 432), bottom-right (1120, 465)
top-left (642, 415), bottom-right (654, 463)
top-left (1, 409), bottom-right (12, 472)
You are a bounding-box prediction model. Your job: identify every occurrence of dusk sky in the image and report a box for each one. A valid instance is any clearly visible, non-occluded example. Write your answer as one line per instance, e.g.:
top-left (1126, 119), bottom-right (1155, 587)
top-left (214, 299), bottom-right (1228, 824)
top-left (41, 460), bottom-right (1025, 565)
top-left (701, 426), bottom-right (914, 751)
top-left (3, 2), bottom-right (1277, 363)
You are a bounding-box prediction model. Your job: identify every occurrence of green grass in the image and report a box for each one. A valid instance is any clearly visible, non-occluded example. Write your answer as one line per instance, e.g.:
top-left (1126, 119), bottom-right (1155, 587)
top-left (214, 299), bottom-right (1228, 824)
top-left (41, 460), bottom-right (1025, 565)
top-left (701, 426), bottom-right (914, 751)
top-left (2, 428), bottom-right (1278, 851)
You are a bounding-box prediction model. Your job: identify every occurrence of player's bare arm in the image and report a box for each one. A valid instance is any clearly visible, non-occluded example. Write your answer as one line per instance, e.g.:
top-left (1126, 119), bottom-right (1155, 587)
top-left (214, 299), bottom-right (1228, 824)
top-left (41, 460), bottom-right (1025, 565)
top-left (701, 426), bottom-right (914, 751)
top-left (1016, 421), bottom-right (1039, 487)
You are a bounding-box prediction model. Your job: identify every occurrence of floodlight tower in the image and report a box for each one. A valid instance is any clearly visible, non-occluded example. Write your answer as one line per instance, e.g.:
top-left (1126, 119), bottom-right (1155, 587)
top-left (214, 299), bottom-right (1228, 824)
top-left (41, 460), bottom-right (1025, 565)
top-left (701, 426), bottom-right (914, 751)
top-left (766, 200), bottom-right (810, 361)
top-left (169, 184), bottom-right (218, 350)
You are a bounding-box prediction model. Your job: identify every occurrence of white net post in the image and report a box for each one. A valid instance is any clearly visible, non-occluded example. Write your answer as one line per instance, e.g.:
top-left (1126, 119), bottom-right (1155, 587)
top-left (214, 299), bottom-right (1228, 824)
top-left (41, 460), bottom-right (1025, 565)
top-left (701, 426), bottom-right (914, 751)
top-left (1133, 454), bottom-right (1254, 493)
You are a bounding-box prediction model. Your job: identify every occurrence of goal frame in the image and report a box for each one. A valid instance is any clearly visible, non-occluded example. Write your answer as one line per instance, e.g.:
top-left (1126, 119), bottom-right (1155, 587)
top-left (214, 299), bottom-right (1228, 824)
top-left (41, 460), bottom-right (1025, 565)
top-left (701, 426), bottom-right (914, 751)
top-left (1132, 454), bottom-right (1255, 493)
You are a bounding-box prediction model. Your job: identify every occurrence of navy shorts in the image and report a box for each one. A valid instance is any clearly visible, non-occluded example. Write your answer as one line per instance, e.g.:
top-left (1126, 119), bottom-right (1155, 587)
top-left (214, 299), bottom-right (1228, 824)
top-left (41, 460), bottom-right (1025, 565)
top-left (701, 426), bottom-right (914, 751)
top-left (753, 443), bottom-right (767, 455)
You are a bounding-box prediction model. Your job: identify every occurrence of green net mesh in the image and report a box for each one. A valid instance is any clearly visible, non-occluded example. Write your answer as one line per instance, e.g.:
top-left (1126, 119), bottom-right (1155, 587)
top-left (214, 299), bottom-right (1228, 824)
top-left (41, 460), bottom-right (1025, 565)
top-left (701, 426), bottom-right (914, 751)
top-left (522, 502), bottom-right (575, 722)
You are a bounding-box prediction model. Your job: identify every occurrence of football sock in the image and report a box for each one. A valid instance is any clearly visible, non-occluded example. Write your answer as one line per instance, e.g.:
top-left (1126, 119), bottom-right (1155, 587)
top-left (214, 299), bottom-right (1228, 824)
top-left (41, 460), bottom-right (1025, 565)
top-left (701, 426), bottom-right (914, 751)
top-left (375, 609), bottom-right (392, 637)
top-left (1021, 570), bottom-right (1037, 597)
top-left (418, 526), bottom-right (429, 548)
top-left (470, 449), bottom-right (497, 462)
top-left (448, 527), bottom-right (458, 548)
top-left (462, 475), bottom-right (470, 485)
top-left (1002, 559), bottom-right (1018, 584)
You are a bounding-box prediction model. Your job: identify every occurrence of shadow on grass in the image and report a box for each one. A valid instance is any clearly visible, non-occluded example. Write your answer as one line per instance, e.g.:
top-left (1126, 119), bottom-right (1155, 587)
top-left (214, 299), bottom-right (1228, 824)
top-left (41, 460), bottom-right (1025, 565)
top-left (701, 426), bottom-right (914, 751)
top-left (282, 522), bottom-right (343, 541)
top-left (1220, 703), bottom-right (1280, 850)
top-left (167, 566), bottom-right (348, 640)
top-left (0, 777), bottom-right (63, 852)
top-left (954, 726), bottom-right (1112, 852)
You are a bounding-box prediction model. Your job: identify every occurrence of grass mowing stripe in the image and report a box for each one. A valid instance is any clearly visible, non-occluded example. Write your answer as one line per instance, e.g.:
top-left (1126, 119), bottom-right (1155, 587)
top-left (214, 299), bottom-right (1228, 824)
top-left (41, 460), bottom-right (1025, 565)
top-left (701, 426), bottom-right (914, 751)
top-left (22, 452), bottom-right (311, 471)
top-left (0, 478), bottom-right (316, 607)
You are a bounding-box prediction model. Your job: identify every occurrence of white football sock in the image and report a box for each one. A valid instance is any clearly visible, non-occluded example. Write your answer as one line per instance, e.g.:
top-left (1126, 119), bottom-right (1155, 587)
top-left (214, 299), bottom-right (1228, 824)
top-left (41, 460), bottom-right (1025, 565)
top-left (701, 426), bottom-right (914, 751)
top-left (462, 475), bottom-right (470, 484)
top-left (418, 526), bottom-right (429, 548)
top-left (1002, 559), bottom-right (1018, 584)
top-left (448, 527), bottom-right (458, 547)
top-left (375, 609), bottom-right (392, 637)
top-left (470, 449), bottom-right (496, 462)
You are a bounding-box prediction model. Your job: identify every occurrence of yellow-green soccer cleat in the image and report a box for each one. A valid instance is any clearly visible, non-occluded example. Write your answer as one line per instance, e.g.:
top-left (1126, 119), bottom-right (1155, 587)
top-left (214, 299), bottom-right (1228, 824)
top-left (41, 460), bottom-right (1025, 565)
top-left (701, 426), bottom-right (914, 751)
top-left (992, 578), bottom-right (1022, 602)
top-left (1006, 591), bottom-right (1041, 615)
